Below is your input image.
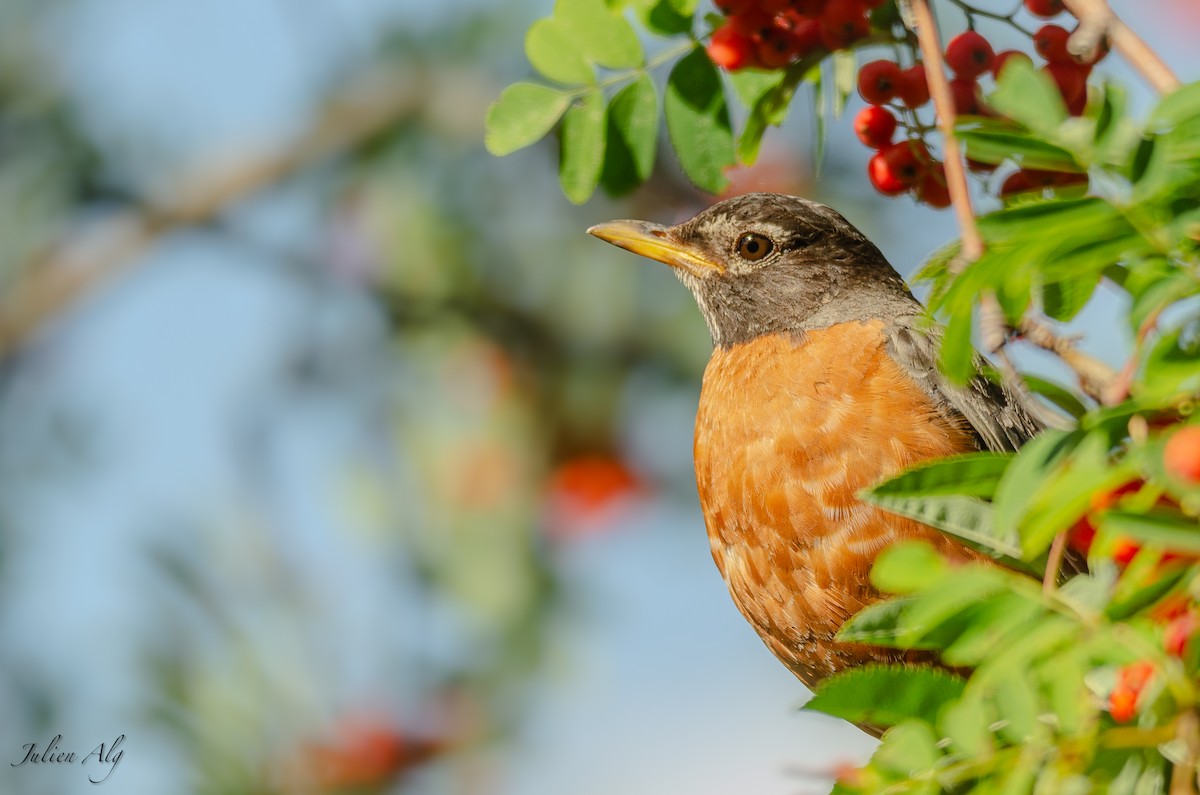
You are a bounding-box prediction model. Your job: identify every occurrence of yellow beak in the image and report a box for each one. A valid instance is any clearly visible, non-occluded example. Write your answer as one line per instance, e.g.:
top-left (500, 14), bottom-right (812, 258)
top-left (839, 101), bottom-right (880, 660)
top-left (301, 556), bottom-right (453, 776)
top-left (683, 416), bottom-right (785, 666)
top-left (587, 220), bottom-right (724, 278)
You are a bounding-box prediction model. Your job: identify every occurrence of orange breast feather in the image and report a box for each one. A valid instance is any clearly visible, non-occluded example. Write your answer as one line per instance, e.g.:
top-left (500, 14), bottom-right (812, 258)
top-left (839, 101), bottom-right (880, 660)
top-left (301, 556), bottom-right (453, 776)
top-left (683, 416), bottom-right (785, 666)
top-left (693, 320), bottom-right (984, 687)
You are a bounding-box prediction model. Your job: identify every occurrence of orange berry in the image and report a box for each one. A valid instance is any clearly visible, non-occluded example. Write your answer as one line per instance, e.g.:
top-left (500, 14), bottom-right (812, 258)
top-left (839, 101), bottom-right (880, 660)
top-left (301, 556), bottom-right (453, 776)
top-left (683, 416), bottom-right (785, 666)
top-left (1164, 426), bottom-right (1200, 484)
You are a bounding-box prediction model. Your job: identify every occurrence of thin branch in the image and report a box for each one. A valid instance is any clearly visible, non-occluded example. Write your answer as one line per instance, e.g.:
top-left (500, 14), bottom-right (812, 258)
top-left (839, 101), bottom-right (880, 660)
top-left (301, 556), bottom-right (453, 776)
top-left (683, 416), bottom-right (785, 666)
top-left (1104, 305), bottom-right (1163, 405)
top-left (1016, 315), bottom-right (1116, 402)
top-left (0, 62), bottom-right (437, 359)
top-left (1061, 0), bottom-right (1181, 94)
top-left (903, 0), bottom-right (983, 268)
top-left (1043, 531), bottom-right (1067, 594)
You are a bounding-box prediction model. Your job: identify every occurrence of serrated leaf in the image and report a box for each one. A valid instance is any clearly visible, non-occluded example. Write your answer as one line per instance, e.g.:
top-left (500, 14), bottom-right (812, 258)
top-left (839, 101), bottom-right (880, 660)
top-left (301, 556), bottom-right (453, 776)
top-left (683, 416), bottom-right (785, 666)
top-left (959, 128), bottom-right (1081, 172)
top-left (838, 597), bottom-right (928, 647)
top-left (557, 0), bottom-right (643, 69)
top-left (485, 83), bottom-right (573, 156)
top-left (664, 47), bottom-right (735, 193)
top-left (993, 429), bottom-right (1082, 543)
top-left (559, 90), bottom-right (607, 203)
top-left (987, 58), bottom-right (1066, 136)
top-left (871, 541), bottom-right (949, 595)
top-left (867, 452), bottom-right (1014, 500)
top-left (869, 494), bottom-right (1023, 562)
top-left (601, 74), bottom-right (658, 195)
top-left (526, 18), bottom-right (594, 85)
top-left (978, 197), bottom-right (1116, 242)
top-left (805, 665), bottom-right (966, 728)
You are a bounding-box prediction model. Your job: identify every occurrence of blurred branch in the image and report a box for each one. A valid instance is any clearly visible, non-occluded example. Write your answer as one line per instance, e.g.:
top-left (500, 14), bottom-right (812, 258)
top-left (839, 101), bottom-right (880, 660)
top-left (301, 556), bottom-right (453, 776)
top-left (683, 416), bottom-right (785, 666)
top-left (0, 62), bottom-right (438, 359)
top-left (1061, 0), bottom-right (1180, 94)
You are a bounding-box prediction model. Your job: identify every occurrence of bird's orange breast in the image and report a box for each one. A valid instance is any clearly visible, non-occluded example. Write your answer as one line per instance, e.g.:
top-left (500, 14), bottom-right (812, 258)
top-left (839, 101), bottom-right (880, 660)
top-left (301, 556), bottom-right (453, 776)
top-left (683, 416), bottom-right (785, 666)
top-left (693, 321), bottom-right (982, 688)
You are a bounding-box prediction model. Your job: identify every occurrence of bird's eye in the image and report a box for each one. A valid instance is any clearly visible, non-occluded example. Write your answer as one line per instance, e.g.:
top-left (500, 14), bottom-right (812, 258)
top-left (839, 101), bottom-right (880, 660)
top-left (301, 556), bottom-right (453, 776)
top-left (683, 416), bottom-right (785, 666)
top-left (736, 233), bottom-right (774, 261)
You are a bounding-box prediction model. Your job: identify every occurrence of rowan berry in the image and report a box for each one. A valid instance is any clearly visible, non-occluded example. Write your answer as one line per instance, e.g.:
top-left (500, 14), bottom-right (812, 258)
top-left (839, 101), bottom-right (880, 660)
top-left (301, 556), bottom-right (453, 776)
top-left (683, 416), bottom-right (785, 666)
top-left (854, 106), bottom-right (897, 149)
top-left (757, 27), bottom-right (799, 68)
top-left (708, 24), bottom-right (757, 71)
top-left (949, 77), bottom-right (984, 115)
top-left (1024, 0), bottom-right (1065, 17)
top-left (1044, 62), bottom-right (1089, 114)
top-left (896, 63), bottom-right (930, 108)
top-left (1165, 426), bottom-right (1200, 484)
top-left (868, 151), bottom-right (907, 196)
top-left (879, 139), bottom-right (927, 184)
top-left (1034, 24), bottom-right (1073, 64)
top-left (1109, 660), bottom-right (1155, 723)
top-left (916, 167), bottom-right (951, 208)
top-left (819, 0), bottom-right (870, 50)
top-left (857, 59), bottom-right (902, 104)
top-left (945, 30), bottom-right (996, 79)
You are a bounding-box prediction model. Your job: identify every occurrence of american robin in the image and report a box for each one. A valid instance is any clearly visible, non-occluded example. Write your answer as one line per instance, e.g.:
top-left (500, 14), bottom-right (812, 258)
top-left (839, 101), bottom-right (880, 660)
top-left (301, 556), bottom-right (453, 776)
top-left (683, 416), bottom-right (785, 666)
top-left (587, 192), bottom-right (1042, 700)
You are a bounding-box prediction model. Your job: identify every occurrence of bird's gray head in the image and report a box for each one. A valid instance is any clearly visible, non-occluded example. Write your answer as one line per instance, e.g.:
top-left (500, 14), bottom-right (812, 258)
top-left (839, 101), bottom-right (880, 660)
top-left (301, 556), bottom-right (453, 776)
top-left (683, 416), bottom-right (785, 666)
top-left (588, 193), bottom-right (918, 347)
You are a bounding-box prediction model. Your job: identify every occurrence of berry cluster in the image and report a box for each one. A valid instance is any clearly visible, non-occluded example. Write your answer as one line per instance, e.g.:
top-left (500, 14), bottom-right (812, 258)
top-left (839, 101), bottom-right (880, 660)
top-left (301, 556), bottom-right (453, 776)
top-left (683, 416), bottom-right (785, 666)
top-left (707, 0), bottom-right (886, 72)
top-left (705, 0), bottom-right (1113, 208)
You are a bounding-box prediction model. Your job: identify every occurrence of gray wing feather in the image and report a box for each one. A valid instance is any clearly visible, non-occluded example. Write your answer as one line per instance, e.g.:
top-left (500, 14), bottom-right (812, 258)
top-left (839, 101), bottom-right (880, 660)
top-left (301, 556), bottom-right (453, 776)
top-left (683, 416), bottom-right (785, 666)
top-left (886, 320), bottom-right (1043, 453)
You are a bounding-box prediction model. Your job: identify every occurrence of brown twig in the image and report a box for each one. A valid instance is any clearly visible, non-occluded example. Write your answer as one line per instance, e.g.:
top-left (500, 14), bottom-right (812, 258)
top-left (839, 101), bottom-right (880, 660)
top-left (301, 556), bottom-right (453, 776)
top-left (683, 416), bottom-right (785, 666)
top-left (1104, 305), bottom-right (1163, 405)
top-left (1043, 531), bottom-right (1067, 594)
top-left (0, 62), bottom-right (436, 359)
top-left (1061, 0), bottom-right (1181, 94)
top-left (1016, 316), bottom-right (1116, 402)
top-left (1170, 708), bottom-right (1200, 795)
top-left (903, 0), bottom-right (983, 268)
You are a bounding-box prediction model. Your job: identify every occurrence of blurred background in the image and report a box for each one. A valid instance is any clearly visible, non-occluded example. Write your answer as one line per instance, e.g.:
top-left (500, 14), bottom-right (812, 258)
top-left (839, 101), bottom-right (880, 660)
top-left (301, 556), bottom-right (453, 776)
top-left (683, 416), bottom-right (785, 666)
top-left (0, 1), bottom-right (1192, 793)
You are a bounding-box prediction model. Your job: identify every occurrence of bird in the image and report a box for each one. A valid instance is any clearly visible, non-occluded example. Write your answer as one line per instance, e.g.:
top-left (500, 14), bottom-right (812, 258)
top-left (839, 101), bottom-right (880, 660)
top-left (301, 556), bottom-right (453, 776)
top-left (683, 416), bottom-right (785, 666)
top-left (587, 192), bottom-right (1043, 698)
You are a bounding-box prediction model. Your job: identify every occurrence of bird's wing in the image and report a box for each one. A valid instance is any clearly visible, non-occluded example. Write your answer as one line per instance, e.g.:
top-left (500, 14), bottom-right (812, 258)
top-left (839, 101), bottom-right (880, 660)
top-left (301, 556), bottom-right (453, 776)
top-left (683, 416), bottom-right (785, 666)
top-left (885, 320), bottom-right (1043, 453)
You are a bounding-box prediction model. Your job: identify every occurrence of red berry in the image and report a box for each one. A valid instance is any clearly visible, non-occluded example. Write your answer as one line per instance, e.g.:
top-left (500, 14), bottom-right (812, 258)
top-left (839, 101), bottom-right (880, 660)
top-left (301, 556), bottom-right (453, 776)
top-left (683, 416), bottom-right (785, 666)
top-left (1024, 0), bottom-right (1065, 16)
top-left (966, 157), bottom-right (998, 174)
top-left (1109, 662), bottom-right (1155, 723)
top-left (1034, 24), bottom-right (1073, 64)
top-left (868, 151), bottom-right (907, 196)
top-left (791, 0), bottom-right (829, 15)
top-left (758, 0), bottom-right (792, 12)
top-left (1166, 613), bottom-right (1199, 658)
top-left (779, 13), bottom-right (824, 56)
top-left (707, 23), bottom-right (757, 71)
top-left (916, 166), bottom-right (951, 208)
top-left (1165, 426), bottom-right (1200, 484)
top-left (992, 49), bottom-right (1034, 79)
top-left (819, 0), bottom-right (870, 50)
top-left (880, 139), bottom-right (928, 184)
top-left (756, 27), bottom-right (800, 68)
top-left (857, 60), bottom-right (902, 104)
top-left (945, 30), bottom-right (996, 79)
top-left (1043, 63), bottom-right (1089, 114)
top-left (949, 77), bottom-right (984, 115)
top-left (896, 63), bottom-right (930, 108)
top-left (854, 106), bottom-right (897, 149)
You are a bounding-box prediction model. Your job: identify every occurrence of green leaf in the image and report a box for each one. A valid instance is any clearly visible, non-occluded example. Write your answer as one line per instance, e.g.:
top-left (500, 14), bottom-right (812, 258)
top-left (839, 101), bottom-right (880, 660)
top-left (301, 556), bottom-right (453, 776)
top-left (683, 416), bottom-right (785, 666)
top-left (557, 0), bottom-right (643, 69)
top-left (664, 47), bottom-right (735, 193)
top-left (987, 58), bottom-right (1066, 136)
top-left (485, 83), bottom-right (573, 156)
top-left (977, 197), bottom-right (1118, 242)
top-left (526, 18), bottom-right (594, 85)
top-left (805, 665), bottom-right (966, 728)
top-left (993, 673), bottom-right (1040, 744)
top-left (726, 68), bottom-right (785, 109)
top-left (871, 541), bottom-right (949, 595)
top-left (869, 494), bottom-right (1022, 562)
top-left (867, 452), bottom-right (1014, 500)
top-left (1042, 274), bottom-right (1099, 322)
top-left (1022, 376), bottom-right (1088, 420)
top-left (959, 128), bottom-right (1081, 172)
top-left (601, 74), bottom-right (659, 195)
top-left (831, 50), bottom-right (857, 118)
top-left (1096, 510), bottom-right (1200, 554)
top-left (632, 0), bottom-right (695, 36)
top-left (939, 307), bottom-right (975, 385)
top-left (838, 597), bottom-right (929, 647)
top-left (992, 429), bottom-right (1082, 543)
top-left (941, 592), bottom-right (1043, 667)
top-left (1147, 81), bottom-right (1200, 133)
top-left (734, 58), bottom-right (814, 166)
top-left (559, 90), bottom-right (608, 203)
top-left (940, 691), bottom-right (994, 757)
top-left (899, 568), bottom-right (1011, 646)
top-left (874, 720), bottom-right (942, 779)
top-left (1137, 318), bottom-right (1200, 400)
